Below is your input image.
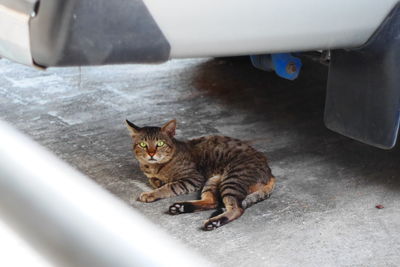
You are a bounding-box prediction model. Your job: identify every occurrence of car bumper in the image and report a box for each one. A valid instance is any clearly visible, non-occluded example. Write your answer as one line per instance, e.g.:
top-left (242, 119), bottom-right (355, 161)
top-left (0, 0), bottom-right (398, 67)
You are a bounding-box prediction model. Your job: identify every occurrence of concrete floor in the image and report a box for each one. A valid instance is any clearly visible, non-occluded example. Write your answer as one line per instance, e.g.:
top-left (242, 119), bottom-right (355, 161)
top-left (1, 56), bottom-right (400, 267)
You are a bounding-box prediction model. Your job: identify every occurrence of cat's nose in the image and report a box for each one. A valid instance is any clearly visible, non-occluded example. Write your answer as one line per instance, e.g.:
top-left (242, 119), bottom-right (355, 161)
top-left (148, 151), bottom-right (156, 157)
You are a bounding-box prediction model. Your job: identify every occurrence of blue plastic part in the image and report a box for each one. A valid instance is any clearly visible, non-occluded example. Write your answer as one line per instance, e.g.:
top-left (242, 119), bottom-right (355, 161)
top-left (250, 53), bottom-right (302, 80)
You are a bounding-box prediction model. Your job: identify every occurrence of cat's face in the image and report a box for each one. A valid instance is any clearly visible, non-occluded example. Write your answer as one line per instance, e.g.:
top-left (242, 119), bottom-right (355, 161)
top-left (126, 119), bottom-right (176, 164)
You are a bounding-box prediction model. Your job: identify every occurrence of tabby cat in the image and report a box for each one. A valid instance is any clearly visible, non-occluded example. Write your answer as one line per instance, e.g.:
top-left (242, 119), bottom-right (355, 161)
top-left (126, 119), bottom-right (275, 230)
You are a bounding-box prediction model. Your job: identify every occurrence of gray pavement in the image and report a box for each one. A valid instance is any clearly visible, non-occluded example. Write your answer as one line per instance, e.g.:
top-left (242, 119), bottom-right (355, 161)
top-left (1, 57), bottom-right (400, 267)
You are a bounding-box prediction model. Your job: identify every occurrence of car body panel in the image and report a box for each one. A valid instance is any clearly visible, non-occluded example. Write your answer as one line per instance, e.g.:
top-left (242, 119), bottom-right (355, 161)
top-left (0, 0), bottom-right (399, 66)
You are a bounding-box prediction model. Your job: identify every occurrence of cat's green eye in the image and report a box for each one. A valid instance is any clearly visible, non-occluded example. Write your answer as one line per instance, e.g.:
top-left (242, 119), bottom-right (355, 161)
top-left (157, 141), bottom-right (165, 147)
top-left (139, 142), bottom-right (147, 148)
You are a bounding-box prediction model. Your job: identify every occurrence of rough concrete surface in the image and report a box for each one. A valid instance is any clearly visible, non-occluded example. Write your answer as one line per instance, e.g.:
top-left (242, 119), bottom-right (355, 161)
top-left (1, 57), bottom-right (400, 267)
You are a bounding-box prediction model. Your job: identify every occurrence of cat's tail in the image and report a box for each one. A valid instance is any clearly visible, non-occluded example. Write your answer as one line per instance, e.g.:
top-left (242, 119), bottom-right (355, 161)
top-left (241, 176), bottom-right (276, 209)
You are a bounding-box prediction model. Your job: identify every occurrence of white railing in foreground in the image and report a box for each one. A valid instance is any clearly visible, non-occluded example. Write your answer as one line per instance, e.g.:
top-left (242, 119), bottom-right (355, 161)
top-left (0, 120), bottom-right (211, 267)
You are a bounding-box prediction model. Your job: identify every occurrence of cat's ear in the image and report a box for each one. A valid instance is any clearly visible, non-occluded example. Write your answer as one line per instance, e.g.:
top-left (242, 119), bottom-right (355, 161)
top-left (161, 119), bottom-right (176, 137)
top-left (126, 119), bottom-right (140, 136)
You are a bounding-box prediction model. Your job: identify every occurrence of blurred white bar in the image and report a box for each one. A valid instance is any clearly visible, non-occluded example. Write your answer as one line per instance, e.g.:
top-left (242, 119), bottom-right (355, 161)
top-left (0, 120), bottom-right (210, 267)
top-left (0, 218), bottom-right (53, 267)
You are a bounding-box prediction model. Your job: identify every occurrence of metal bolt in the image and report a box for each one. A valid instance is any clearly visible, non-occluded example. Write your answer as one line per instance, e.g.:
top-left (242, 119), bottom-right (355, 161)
top-left (286, 62), bottom-right (297, 74)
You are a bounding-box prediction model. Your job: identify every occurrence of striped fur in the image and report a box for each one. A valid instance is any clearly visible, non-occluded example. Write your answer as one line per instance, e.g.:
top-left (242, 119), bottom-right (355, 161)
top-left (127, 119), bottom-right (275, 230)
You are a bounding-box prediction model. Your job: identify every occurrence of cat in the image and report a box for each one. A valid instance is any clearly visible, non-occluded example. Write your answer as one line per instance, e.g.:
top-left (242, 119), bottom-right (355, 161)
top-left (126, 119), bottom-right (276, 230)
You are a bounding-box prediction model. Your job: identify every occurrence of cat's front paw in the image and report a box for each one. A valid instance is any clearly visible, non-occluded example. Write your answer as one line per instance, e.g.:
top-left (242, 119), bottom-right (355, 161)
top-left (137, 191), bottom-right (158, 203)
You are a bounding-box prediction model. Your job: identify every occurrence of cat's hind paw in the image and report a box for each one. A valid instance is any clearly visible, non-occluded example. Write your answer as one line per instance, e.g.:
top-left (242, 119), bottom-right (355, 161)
top-left (203, 216), bottom-right (228, 231)
top-left (168, 202), bottom-right (195, 215)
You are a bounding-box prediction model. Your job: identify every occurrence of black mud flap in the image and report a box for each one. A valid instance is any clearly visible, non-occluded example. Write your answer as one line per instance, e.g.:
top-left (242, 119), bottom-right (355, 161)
top-left (325, 3), bottom-right (400, 149)
top-left (30, 0), bottom-right (170, 67)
